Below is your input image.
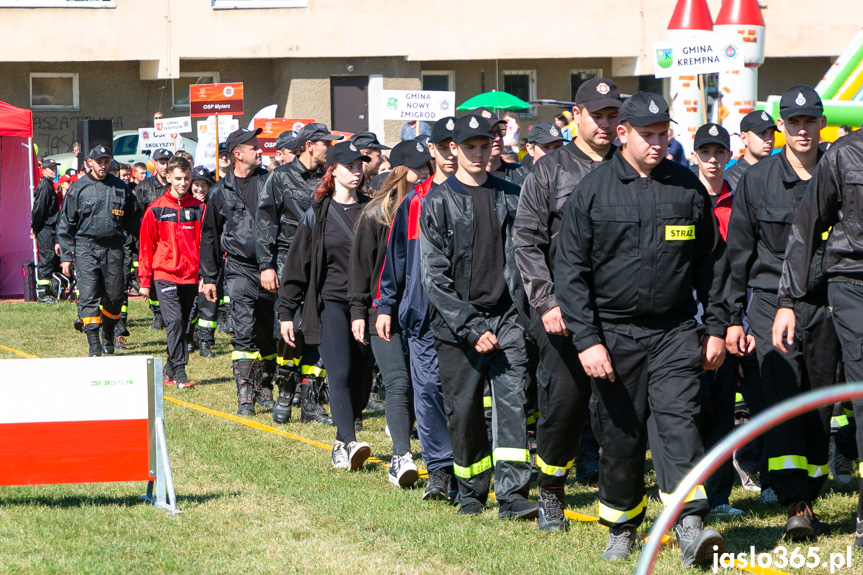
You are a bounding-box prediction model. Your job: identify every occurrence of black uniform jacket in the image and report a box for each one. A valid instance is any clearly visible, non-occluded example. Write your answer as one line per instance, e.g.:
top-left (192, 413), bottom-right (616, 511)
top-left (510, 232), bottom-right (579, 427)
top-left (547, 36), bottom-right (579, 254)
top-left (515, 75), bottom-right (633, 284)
top-left (419, 173), bottom-right (528, 346)
top-left (32, 176), bottom-right (60, 234)
top-left (256, 157), bottom-right (325, 272)
top-left (513, 142), bottom-right (616, 316)
top-left (723, 158), bottom-right (751, 192)
top-left (57, 174), bottom-right (138, 262)
top-left (778, 129), bottom-right (863, 307)
top-left (726, 148), bottom-right (825, 324)
top-left (134, 175), bottom-right (169, 212)
top-left (494, 159), bottom-right (529, 186)
top-left (199, 167), bottom-right (270, 283)
top-left (555, 151), bottom-right (728, 352)
top-left (278, 194), bottom-right (370, 346)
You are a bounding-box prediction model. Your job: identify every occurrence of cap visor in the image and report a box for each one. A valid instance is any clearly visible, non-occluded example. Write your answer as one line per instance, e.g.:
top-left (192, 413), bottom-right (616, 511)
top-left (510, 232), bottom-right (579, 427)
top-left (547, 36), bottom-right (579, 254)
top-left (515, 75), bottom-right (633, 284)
top-left (454, 132), bottom-right (494, 144)
top-left (404, 155), bottom-right (433, 168)
top-left (780, 107), bottom-right (823, 120)
top-left (694, 138), bottom-right (729, 151)
top-left (624, 114), bottom-right (675, 126)
top-left (580, 98), bottom-right (623, 113)
top-left (319, 134), bottom-right (343, 141)
top-left (529, 135), bottom-right (565, 145)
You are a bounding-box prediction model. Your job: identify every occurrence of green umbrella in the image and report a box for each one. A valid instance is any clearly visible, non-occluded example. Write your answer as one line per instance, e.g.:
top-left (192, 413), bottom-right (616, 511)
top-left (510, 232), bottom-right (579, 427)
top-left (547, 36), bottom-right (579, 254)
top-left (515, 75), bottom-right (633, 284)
top-left (457, 90), bottom-right (531, 112)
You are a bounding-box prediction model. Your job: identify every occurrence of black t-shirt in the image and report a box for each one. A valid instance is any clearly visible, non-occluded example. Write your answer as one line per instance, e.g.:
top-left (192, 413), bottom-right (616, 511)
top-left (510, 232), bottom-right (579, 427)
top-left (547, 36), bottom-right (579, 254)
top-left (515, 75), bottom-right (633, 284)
top-left (462, 179), bottom-right (509, 310)
top-left (235, 174), bottom-right (258, 217)
top-left (320, 199), bottom-right (363, 302)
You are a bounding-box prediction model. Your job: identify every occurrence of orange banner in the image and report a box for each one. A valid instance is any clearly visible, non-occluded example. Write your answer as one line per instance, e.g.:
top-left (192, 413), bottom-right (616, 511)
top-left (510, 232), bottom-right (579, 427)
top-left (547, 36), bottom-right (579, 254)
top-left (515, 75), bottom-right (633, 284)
top-left (189, 83), bottom-right (244, 117)
top-left (254, 118), bottom-right (315, 155)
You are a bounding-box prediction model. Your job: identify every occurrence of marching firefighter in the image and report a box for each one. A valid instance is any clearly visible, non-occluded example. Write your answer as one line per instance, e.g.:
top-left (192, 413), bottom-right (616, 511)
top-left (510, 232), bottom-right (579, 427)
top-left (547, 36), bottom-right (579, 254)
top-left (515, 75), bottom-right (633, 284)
top-left (32, 159), bottom-right (61, 303)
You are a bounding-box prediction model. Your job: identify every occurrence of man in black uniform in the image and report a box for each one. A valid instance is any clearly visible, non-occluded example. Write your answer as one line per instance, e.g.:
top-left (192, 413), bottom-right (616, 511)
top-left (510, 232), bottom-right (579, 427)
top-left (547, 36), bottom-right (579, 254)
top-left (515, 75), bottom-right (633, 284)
top-left (723, 110), bottom-right (777, 191)
top-left (513, 77), bottom-right (621, 531)
top-left (275, 130), bottom-right (302, 166)
top-left (32, 159), bottom-right (61, 303)
top-left (773, 126), bottom-right (863, 548)
top-left (555, 92), bottom-right (727, 566)
top-left (420, 114), bottom-right (537, 520)
top-left (201, 128), bottom-right (275, 416)
top-left (349, 131), bottom-right (390, 181)
top-left (726, 85), bottom-right (840, 541)
top-left (257, 122), bottom-right (340, 425)
top-left (471, 107), bottom-right (529, 184)
top-left (134, 147), bottom-right (174, 330)
top-left (57, 145), bottom-right (139, 356)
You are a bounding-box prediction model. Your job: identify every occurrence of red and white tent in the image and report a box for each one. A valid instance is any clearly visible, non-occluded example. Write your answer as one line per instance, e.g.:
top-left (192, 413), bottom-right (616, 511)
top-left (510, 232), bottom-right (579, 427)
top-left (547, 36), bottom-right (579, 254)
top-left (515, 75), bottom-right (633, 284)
top-left (0, 100), bottom-right (36, 297)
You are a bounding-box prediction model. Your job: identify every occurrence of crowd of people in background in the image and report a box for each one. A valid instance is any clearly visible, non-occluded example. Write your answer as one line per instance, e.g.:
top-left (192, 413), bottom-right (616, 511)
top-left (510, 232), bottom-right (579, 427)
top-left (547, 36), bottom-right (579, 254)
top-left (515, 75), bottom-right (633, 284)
top-left (26, 78), bottom-right (863, 567)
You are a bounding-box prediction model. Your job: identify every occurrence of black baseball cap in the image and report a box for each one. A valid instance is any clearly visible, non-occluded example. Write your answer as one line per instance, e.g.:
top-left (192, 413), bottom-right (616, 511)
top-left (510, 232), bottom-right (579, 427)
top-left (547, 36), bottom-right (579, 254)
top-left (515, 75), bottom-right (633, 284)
top-left (453, 115), bottom-right (494, 144)
top-left (527, 121), bottom-right (565, 144)
top-left (42, 159), bottom-right (60, 170)
top-left (87, 145), bottom-right (112, 160)
top-left (739, 110), bottom-right (777, 134)
top-left (389, 139), bottom-right (433, 169)
top-left (470, 107), bottom-right (504, 127)
top-left (693, 123), bottom-right (730, 151)
top-left (218, 142), bottom-right (229, 155)
top-left (431, 116), bottom-right (456, 144)
top-left (779, 85), bottom-right (823, 119)
top-left (576, 78), bottom-right (622, 113)
top-left (275, 130), bottom-right (300, 151)
top-left (326, 141), bottom-right (370, 167)
top-left (191, 166), bottom-right (213, 184)
top-left (299, 123), bottom-right (343, 146)
top-left (620, 92), bottom-right (676, 126)
top-left (349, 131), bottom-right (391, 151)
top-left (152, 148), bottom-right (173, 161)
top-left (225, 127), bottom-right (262, 153)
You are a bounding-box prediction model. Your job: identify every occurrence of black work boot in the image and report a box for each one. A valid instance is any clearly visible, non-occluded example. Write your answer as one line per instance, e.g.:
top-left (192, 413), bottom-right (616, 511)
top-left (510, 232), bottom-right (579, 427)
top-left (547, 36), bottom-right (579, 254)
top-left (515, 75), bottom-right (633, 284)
top-left (101, 327), bottom-right (115, 355)
top-left (86, 330), bottom-right (102, 357)
top-left (232, 360), bottom-right (255, 416)
top-left (538, 487), bottom-right (568, 531)
top-left (272, 367), bottom-right (298, 424)
top-left (199, 341), bottom-right (215, 358)
top-left (675, 515), bottom-right (725, 567)
top-left (198, 328), bottom-right (216, 357)
top-left (151, 310), bottom-right (165, 330)
top-left (254, 360), bottom-right (275, 411)
top-left (785, 501), bottom-right (830, 541)
top-left (300, 379), bottom-right (334, 425)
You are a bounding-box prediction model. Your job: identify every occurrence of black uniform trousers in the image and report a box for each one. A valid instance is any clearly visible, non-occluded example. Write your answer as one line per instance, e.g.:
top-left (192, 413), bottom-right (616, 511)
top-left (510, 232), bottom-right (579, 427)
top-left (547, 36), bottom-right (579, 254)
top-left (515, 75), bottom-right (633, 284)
top-left (434, 305), bottom-right (532, 506)
top-left (698, 355), bottom-right (739, 508)
top-left (827, 281), bottom-right (863, 518)
top-left (225, 260), bottom-right (276, 361)
top-left (75, 240), bottom-right (126, 335)
top-left (532, 314), bottom-right (592, 489)
top-left (748, 289), bottom-right (839, 506)
top-left (196, 290), bottom-right (219, 345)
top-left (36, 226), bottom-right (58, 293)
top-left (154, 281), bottom-right (197, 370)
top-left (593, 319), bottom-right (709, 528)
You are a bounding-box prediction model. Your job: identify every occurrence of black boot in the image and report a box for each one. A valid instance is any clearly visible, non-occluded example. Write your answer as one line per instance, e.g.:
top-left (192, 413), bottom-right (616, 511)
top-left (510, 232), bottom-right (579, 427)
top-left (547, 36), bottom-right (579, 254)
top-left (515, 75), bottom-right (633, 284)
top-left (254, 359), bottom-right (275, 411)
top-left (199, 341), bottom-right (215, 358)
top-left (232, 359), bottom-right (255, 416)
top-left (300, 379), bottom-right (334, 425)
top-left (272, 366), bottom-right (298, 424)
top-left (86, 330), bottom-right (102, 357)
top-left (101, 327), bottom-right (115, 355)
top-left (198, 328), bottom-right (216, 357)
top-left (152, 310), bottom-right (164, 331)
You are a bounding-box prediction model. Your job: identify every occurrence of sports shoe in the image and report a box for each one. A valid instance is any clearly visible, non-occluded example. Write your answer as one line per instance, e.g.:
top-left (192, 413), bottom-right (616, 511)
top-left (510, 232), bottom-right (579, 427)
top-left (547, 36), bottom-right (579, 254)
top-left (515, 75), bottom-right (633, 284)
top-left (538, 487), bottom-right (568, 531)
top-left (675, 515), bottom-right (725, 567)
top-left (163, 364), bottom-right (175, 386)
top-left (347, 441), bottom-right (370, 471)
top-left (601, 526), bottom-right (638, 561)
top-left (113, 335), bottom-right (127, 351)
top-left (458, 501), bottom-right (484, 516)
top-left (151, 312), bottom-right (164, 331)
top-left (498, 498), bottom-right (539, 520)
top-left (175, 368), bottom-right (194, 390)
top-left (785, 501), bottom-right (830, 541)
top-left (388, 452), bottom-right (419, 488)
top-left (855, 517), bottom-right (863, 549)
top-left (708, 504), bottom-right (745, 518)
top-left (829, 440), bottom-right (855, 486)
top-left (732, 451), bottom-right (761, 492)
top-left (760, 487), bottom-right (778, 504)
top-left (331, 442), bottom-right (349, 470)
top-left (423, 467), bottom-right (451, 501)
top-left (199, 341), bottom-right (215, 358)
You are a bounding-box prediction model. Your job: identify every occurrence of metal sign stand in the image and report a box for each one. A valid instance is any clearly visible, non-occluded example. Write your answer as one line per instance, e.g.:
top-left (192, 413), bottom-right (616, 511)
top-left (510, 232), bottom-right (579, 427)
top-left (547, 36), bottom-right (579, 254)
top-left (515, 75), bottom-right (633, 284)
top-left (140, 357), bottom-right (181, 515)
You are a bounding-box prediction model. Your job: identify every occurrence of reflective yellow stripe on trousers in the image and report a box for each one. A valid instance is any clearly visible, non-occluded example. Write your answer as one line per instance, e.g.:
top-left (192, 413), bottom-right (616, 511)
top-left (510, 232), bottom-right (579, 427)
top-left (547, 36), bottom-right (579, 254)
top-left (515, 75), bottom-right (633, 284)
top-left (535, 454), bottom-right (574, 477)
top-left (598, 495), bottom-right (648, 525)
top-left (658, 485), bottom-right (707, 506)
top-left (453, 456), bottom-right (492, 479)
top-left (231, 350), bottom-right (262, 361)
top-left (768, 455), bottom-right (828, 478)
top-left (492, 447), bottom-right (530, 464)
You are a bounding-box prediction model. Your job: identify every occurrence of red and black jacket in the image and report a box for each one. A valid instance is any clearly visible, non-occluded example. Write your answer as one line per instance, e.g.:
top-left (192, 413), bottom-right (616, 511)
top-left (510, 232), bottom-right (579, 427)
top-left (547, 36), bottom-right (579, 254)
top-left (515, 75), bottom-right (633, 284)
top-left (138, 191), bottom-right (206, 288)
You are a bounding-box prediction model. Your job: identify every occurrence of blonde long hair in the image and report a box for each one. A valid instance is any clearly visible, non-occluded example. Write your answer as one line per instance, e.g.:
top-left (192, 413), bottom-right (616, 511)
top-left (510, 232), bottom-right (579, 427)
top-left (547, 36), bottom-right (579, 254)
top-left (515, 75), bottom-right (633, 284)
top-left (363, 165), bottom-right (417, 228)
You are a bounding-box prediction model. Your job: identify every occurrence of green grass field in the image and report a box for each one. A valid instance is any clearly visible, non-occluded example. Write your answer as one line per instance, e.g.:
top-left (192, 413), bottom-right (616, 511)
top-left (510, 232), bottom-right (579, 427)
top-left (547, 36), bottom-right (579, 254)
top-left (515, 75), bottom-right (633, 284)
top-left (0, 298), bottom-right (861, 574)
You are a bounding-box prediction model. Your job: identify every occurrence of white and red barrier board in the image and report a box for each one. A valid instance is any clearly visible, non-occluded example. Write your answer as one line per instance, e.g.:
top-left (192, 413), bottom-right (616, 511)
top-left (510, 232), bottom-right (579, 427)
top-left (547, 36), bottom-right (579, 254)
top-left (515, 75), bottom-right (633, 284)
top-left (0, 356), bottom-right (152, 486)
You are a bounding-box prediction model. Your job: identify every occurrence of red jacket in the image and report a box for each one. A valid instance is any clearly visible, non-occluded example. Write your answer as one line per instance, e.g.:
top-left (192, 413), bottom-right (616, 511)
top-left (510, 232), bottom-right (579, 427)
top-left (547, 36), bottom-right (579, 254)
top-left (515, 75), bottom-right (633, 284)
top-left (713, 181), bottom-right (733, 241)
top-left (138, 191), bottom-right (206, 288)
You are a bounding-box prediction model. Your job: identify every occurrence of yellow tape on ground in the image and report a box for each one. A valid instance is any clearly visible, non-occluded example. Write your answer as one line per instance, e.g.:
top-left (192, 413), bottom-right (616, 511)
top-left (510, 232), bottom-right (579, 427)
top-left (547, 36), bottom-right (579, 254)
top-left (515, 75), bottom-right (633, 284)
top-left (0, 341), bottom-right (788, 575)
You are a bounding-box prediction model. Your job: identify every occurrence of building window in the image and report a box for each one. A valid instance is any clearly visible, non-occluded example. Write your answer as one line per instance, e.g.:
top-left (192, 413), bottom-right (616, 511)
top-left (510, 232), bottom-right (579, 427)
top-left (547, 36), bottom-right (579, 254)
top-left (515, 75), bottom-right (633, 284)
top-left (172, 72), bottom-right (220, 110)
top-left (503, 70), bottom-right (536, 118)
top-left (212, 0), bottom-right (307, 8)
top-left (0, 1), bottom-right (114, 7)
top-left (570, 69), bottom-right (602, 102)
top-left (421, 71), bottom-right (455, 93)
top-left (30, 73), bottom-right (79, 110)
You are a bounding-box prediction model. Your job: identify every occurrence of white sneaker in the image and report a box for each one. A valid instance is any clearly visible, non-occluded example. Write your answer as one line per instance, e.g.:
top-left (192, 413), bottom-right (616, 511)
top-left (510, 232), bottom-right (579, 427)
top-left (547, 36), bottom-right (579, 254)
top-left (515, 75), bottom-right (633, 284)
top-left (708, 504), bottom-right (745, 517)
top-left (760, 487), bottom-right (778, 504)
top-left (331, 441), bottom-right (349, 469)
top-left (388, 452), bottom-right (419, 488)
top-left (347, 441), bottom-right (371, 471)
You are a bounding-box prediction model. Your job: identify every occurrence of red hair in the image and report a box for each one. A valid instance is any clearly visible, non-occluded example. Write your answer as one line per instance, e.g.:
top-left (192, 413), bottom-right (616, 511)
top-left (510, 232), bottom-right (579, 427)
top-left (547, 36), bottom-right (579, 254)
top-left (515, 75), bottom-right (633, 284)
top-left (314, 163), bottom-right (365, 201)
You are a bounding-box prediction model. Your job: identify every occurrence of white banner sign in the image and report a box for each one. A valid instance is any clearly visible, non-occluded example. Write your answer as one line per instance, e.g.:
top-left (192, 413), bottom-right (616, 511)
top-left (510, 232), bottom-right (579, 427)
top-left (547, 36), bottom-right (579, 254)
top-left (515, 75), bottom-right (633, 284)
top-left (653, 35), bottom-right (744, 78)
top-left (382, 90), bottom-right (455, 121)
top-left (137, 128), bottom-right (187, 153)
top-left (194, 116), bottom-right (239, 172)
top-left (154, 116), bottom-right (192, 134)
